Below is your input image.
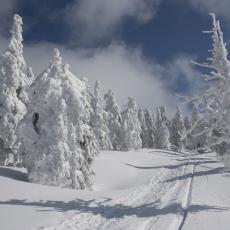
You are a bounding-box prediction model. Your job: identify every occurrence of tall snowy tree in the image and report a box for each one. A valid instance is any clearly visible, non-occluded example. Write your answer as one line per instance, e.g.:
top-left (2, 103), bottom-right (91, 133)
top-left (104, 90), bottom-right (122, 150)
top-left (120, 97), bottom-right (142, 150)
top-left (184, 115), bottom-right (192, 149)
top-left (138, 109), bottom-right (148, 148)
top-left (186, 13), bottom-right (230, 166)
top-left (155, 107), bottom-right (170, 149)
top-left (0, 14), bottom-right (33, 166)
top-left (91, 80), bottom-right (112, 150)
top-left (144, 109), bottom-right (155, 148)
top-left (19, 49), bottom-right (98, 189)
top-left (160, 106), bottom-right (171, 129)
top-left (184, 116), bottom-right (191, 131)
top-left (189, 104), bottom-right (208, 150)
top-left (170, 106), bottom-right (186, 149)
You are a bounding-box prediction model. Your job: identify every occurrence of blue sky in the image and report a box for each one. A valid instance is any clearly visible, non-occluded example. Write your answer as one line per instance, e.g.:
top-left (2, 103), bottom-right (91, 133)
top-left (0, 0), bottom-right (230, 114)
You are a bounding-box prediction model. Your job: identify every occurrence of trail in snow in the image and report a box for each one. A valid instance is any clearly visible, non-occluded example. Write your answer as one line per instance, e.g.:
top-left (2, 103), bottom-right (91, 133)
top-left (181, 153), bottom-right (230, 230)
top-left (2, 150), bottom-right (228, 230)
top-left (178, 163), bottom-right (196, 230)
top-left (143, 159), bottom-right (196, 230)
top-left (34, 153), bottom-right (197, 230)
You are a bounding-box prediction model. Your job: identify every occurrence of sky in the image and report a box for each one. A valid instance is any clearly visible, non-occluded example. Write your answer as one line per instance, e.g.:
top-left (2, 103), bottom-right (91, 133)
top-left (0, 0), bottom-right (230, 115)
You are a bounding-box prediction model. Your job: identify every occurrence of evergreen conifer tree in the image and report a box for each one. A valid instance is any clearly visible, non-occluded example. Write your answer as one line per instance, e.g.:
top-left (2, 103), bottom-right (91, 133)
top-left (0, 14), bottom-right (33, 165)
top-left (19, 49), bottom-right (98, 189)
top-left (120, 97), bottom-right (142, 150)
top-left (91, 80), bottom-right (112, 150)
top-left (155, 107), bottom-right (170, 149)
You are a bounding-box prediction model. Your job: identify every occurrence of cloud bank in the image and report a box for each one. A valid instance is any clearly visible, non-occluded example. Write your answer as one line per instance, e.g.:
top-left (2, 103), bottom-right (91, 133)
top-left (21, 42), bottom-right (177, 111)
top-left (20, 42), bottom-right (200, 115)
top-left (64, 0), bottom-right (162, 42)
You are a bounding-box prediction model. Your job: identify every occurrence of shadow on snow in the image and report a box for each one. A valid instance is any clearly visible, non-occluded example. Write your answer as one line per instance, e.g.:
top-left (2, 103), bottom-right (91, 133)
top-left (123, 160), bottom-right (218, 171)
top-left (0, 198), bottom-right (229, 219)
top-left (0, 167), bottom-right (28, 182)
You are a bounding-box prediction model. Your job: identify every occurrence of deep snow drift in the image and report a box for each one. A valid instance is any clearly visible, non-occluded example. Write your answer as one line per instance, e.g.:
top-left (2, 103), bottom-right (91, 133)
top-left (0, 149), bottom-right (230, 230)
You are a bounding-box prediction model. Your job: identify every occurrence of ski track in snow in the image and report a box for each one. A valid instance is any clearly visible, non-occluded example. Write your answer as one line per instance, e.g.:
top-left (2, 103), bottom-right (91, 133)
top-left (33, 154), bottom-right (199, 230)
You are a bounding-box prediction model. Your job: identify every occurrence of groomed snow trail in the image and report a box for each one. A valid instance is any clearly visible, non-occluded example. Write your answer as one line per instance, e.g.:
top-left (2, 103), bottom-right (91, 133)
top-left (2, 150), bottom-right (229, 230)
top-left (34, 152), bottom-right (197, 230)
top-left (142, 161), bottom-right (196, 230)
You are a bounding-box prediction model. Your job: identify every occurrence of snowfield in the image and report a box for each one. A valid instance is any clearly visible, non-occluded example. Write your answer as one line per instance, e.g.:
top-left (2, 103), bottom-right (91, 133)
top-left (1, 149), bottom-right (230, 230)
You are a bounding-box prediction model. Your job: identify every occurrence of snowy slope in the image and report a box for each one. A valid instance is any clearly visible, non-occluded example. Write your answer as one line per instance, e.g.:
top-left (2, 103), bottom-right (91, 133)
top-left (0, 149), bottom-right (230, 230)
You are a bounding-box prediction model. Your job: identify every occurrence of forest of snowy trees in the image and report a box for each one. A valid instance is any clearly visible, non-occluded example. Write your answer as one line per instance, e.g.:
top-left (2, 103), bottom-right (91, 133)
top-left (0, 13), bottom-right (229, 189)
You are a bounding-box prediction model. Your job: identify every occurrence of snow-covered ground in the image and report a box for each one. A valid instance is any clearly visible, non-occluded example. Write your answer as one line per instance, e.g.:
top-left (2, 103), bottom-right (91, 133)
top-left (0, 149), bottom-right (230, 230)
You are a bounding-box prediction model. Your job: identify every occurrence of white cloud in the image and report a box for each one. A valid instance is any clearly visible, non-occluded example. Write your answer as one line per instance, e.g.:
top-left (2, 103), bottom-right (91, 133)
top-left (64, 0), bottom-right (162, 42)
top-left (163, 56), bottom-right (203, 95)
top-left (0, 39), bottom-right (200, 116)
top-left (22, 42), bottom-right (177, 111)
top-left (189, 0), bottom-right (230, 20)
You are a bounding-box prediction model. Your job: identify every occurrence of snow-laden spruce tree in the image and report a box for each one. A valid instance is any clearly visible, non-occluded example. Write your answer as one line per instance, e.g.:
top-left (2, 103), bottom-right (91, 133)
top-left (91, 80), bottom-right (112, 150)
top-left (185, 13), bottom-right (230, 167)
top-left (138, 109), bottom-right (148, 148)
top-left (104, 90), bottom-right (122, 150)
top-left (120, 97), bottom-right (142, 150)
top-left (184, 116), bottom-right (191, 132)
top-left (189, 104), bottom-right (208, 150)
top-left (0, 14), bottom-right (34, 166)
top-left (155, 107), bottom-right (170, 149)
top-left (170, 106), bottom-right (186, 149)
top-left (184, 115), bottom-right (193, 149)
top-left (160, 106), bottom-right (171, 129)
top-left (144, 109), bottom-right (155, 148)
top-left (19, 49), bottom-right (98, 189)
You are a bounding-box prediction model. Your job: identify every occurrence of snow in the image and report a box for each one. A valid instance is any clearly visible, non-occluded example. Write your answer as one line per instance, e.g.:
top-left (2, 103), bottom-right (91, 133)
top-left (182, 153), bottom-right (230, 230)
top-left (1, 149), bottom-right (230, 230)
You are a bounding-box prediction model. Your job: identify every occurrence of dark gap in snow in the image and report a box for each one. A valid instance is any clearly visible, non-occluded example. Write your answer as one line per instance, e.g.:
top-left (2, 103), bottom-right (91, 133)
top-left (33, 113), bottom-right (39, 134)
top-left (16, 87), bottom-right (21, 98)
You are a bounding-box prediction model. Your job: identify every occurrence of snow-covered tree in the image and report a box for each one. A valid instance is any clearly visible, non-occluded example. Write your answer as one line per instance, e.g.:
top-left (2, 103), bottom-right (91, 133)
top-left (170, 106), bottom-right (186, 149)
top-left (0, 14), bottom-right (33, 166)
top-left (19, 49), bottom-right (98, 189)
top-left (144, 109), bottom-right (155, 148)
top-left (190, 104), bottom-right (208, 150)
top-left (104, 90), bottom-right (122, 150)
top-left (155, 107), bottom-right (170, 149)
top-left (184, 115), bottom-right (192, 149)
top-left (184, 116), bottom-right (191, 131)
top-left (138, 109), bottom-right (148, 148)
top-left (185, 13), bottom-right (230, 167)
top-left (120, 97), bottom-right (142, 150)
top-left (160, 106), bottom-right (171, 129)
top-left (91, 80), bottom-right (112, 150)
